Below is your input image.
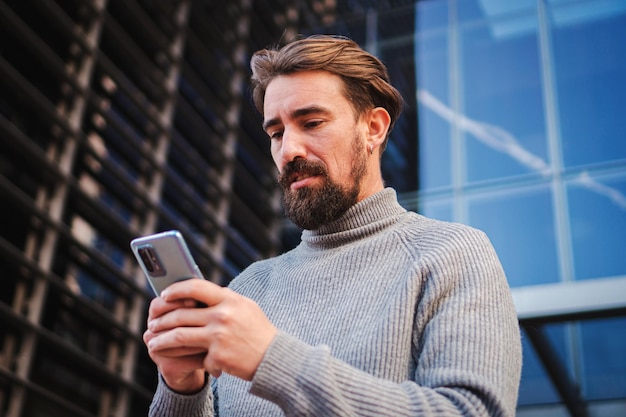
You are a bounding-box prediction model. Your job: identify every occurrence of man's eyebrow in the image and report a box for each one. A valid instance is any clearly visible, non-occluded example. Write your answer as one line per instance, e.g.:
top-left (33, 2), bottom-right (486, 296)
top-left (263, 105), bottom-right (331, 132)
top-left (262, 117), bottom-right (280, 133)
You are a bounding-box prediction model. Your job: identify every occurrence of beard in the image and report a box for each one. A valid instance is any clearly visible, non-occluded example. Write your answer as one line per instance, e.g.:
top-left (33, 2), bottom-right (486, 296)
top-left (278, 133), bottom-right (367, 230)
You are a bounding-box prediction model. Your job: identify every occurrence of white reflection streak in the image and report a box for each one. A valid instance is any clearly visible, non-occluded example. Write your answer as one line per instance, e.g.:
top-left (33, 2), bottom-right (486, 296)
top-left (417, 89), bottom-right (550, 175)
top-left (574, 172), bottom-right (626, 211)
top-left (418, 89), bottom-right (626, 211)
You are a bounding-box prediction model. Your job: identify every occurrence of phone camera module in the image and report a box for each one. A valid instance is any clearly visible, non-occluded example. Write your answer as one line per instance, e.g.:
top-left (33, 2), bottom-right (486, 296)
top-left (138, 246), bottom-right (166, 277)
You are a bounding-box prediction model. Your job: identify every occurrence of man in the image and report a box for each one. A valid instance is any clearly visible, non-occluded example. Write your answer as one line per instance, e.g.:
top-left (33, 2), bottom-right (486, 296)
top-left (144, 35), bottom-right (522, 416)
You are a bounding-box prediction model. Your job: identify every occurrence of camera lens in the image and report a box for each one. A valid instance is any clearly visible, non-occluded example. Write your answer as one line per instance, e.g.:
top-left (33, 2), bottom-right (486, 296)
top-left (138, 246), bottom-right (166, 276)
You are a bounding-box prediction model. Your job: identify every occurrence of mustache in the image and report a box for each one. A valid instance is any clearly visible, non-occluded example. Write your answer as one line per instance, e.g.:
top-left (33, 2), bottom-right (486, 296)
top-left (278, 158), bottom-right (327, 188)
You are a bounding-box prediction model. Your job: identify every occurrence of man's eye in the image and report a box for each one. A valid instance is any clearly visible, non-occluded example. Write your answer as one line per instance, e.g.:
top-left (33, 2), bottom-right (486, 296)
top-left (304, 120), bottom-right (323, 129)
top-left (269, 130), bottom-right (283, 140)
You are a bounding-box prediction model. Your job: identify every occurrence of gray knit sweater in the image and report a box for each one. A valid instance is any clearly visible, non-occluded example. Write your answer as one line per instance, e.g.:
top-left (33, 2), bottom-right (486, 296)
top-left (149, 188), bottom-right (522, 417)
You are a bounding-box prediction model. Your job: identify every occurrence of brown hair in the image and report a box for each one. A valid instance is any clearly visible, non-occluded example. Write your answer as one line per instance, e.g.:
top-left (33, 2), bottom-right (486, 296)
top-left (250, 35), bottom-right (404, 151)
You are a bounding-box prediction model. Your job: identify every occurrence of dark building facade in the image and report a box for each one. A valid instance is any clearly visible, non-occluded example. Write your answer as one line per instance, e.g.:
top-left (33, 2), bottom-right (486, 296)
top-left (0, 1), bottom-right (624, 416)
top-left (0, 0), bottom-right (286, 415)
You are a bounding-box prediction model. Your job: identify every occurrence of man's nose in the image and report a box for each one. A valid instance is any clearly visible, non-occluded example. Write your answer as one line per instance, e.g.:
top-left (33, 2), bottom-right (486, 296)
top-left (280, 128), bottom-right (307, 165)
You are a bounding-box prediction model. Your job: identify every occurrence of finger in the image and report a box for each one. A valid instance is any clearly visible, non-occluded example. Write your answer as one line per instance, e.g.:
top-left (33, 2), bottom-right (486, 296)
top-left (148, 303), bottom-right (210, 333)
top-left (147, 326), bottom-right (212, 353)
top-left (150, 345), bottom-right (207, 358)
top-left (161, 279), bottom-right (228, 308)
top-left (147, 298), bottom-right (200, 335)
top-left (143, 328), bottom-right (155, 346)
top-left (148, 296), bottom-right (194, 320)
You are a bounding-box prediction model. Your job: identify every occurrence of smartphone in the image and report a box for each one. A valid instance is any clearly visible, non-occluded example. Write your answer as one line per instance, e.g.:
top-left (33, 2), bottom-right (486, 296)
top-left (130, 230), bottom-right (205, 296)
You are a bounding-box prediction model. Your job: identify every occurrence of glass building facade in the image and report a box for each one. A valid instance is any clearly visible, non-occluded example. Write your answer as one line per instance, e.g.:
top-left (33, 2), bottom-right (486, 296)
top-left (411, 1), bottom-right (626, 415)
top-left (0, 0), bottom-right (624, 416)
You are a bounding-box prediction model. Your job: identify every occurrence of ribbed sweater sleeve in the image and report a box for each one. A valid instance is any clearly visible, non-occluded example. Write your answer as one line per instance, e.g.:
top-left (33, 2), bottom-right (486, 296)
top-left (149, 373), bottom-right (213, 417)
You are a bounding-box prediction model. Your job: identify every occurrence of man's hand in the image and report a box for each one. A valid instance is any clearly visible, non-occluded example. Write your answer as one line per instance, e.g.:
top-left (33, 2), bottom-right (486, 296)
top-left (143, 279), bottom-right (277, 393)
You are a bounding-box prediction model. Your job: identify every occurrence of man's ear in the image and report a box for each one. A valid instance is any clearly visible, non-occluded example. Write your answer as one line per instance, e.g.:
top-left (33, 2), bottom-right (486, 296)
top-left (365, 107), bottom-right (391, 151)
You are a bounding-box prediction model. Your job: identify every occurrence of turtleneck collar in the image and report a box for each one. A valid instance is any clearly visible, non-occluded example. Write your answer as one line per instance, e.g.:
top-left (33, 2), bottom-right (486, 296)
top-left (298, 188), bottom-right (407, 250)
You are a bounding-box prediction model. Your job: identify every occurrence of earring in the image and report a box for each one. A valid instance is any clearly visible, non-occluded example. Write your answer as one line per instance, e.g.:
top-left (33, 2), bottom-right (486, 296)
top-left (368, 144), bottom-right (374, 155)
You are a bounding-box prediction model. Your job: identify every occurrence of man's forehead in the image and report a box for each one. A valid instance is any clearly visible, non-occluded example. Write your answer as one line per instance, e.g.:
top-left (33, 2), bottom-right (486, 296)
top-left (265, 71), bottom-right (344, 101)
top-left (263, 72), bottom-right (347, 119)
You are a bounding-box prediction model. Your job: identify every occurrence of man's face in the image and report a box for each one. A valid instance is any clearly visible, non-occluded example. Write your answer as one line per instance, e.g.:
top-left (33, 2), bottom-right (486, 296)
top-left (262, 71), bottom-right (369, 230)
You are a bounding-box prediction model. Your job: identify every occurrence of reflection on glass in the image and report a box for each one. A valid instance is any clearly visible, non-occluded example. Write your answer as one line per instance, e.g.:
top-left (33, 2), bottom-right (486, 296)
top-left (418, 90), bottom-right (550, 179)
top-left (460, 0), bottom-right (537, 36)
top-left (461, 14), bottom-right (547, 183)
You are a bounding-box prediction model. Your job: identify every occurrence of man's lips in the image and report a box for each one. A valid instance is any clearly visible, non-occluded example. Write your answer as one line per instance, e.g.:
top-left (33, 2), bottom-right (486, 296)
top-left (289, 173), bottom-right (319, 190)
top-left (279, 159), bottom-right (326, 191)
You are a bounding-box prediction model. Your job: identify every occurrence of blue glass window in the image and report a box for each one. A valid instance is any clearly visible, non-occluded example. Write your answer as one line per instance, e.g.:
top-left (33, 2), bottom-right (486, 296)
top-left (457, 0), bottom-right (537, 25)
top-left (550, 0), bottom-right (626, 168)
top-left (419, 196), bottom-right (453, 223)
top-left (567, 172), bottom-right (626, 280)
top-left (518, 325), bottom-right (569, 406)
top-left (416, 32), bottom-right (451, 191)
top-left (461, 11), bottom-right (548, 184)
top-left (580, 317), bottom-right (626, 400)
top-left (467, 185), bottom-right (559, 287)
top-left (416, 0), bottom-right (448, 31)
top-left (414, 0), bottom-right (626, 412)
